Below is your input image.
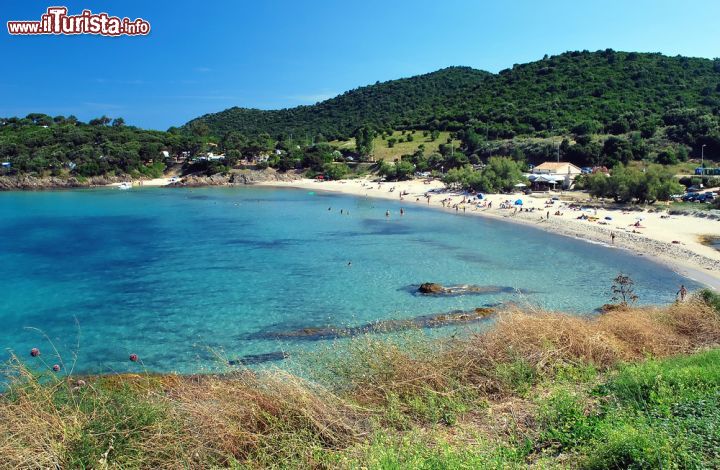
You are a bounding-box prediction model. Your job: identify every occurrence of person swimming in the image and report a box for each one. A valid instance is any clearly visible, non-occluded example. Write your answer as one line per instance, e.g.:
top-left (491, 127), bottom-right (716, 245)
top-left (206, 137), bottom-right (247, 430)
top-left (385, 210), bottom-right (390, 217)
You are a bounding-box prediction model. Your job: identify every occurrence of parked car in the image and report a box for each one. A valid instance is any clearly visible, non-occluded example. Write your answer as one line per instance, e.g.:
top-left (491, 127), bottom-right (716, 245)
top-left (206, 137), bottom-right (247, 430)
top-left (684, 192), bottom-right (715, 203)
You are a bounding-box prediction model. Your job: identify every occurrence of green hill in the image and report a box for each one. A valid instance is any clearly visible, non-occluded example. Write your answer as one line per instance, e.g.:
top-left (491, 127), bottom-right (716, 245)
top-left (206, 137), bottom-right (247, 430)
top-left (187, 50), bottom-right (720, 142)
top-left (186, 66), bottom-right (492, 139)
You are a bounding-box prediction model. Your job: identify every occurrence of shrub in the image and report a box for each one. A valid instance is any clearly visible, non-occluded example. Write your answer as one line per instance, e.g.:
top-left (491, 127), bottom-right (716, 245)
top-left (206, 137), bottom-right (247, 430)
top-left (582, 420), bottom-right (676, 469)
top-left (537, 390), bottom-right (597, 452)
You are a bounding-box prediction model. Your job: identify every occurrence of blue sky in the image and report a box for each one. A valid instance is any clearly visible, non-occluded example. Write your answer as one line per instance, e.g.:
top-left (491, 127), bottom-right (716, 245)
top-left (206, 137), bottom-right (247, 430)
top-left (2, 0), bottom-right (720, 130)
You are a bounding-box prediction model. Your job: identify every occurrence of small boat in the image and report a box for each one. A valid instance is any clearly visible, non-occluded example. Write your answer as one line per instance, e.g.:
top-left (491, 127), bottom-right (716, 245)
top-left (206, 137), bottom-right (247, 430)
top-left (118, 182), bottom-right (132, 190)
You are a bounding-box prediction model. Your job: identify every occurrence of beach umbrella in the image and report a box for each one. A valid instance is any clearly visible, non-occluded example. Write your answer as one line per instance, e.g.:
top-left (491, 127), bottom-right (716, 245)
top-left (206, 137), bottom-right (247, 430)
top-left (515, 199), bottom-right (523, 205)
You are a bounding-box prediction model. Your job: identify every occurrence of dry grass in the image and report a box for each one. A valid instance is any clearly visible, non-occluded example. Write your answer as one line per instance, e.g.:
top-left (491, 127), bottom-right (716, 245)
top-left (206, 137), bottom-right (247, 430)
top-left (0, 358), bottom-right (71, 469)
top-left (1, 300), bottom-right (719, 467)
top-left (169, 370), bottom-right (368, 466)
top-left (309, 301), bottom-right (720, 403)
top-left (450, 301), bottom-right (720, 392)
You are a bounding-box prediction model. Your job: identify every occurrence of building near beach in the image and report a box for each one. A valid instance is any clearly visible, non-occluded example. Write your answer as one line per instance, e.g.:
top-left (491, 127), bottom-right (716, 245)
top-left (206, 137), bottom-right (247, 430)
top-left (532, 162), bottom-right (582, 176)
top-left (529, 162), bottom-right (582, 189)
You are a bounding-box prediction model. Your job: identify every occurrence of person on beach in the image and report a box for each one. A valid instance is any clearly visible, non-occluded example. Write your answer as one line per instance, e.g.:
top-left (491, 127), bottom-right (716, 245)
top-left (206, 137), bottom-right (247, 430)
top-left (678, 285), bottom-right (688, 301)
top-left (611, 232), bottom-right (616, 244)
top-left (547, 211), bottom-right (550, 220)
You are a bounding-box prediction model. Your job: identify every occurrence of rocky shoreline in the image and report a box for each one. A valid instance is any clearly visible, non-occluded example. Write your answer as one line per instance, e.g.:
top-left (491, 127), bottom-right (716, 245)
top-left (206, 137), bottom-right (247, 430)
top-left (168, 168), bottom-right (301, 187)
top-left (0, 169), bottom-right (300, 191)
top-left (0, 174), bottom-right (130, 191)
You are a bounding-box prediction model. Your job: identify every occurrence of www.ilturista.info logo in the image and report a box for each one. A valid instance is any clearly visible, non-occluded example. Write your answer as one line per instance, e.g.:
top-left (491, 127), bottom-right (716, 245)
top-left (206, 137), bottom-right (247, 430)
top-left (7, 7), bottom-right (150, 36)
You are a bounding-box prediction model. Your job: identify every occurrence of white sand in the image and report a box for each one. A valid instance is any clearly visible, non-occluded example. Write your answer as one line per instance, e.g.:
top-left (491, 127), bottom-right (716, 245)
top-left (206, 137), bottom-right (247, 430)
top-left (107, 178), bottom-right (173, 188)
top-left (258, 177), bottom-right (720, 289)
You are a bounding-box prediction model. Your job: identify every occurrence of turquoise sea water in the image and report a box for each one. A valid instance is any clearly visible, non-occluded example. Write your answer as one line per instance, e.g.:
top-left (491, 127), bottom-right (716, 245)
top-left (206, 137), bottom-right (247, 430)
top-left (0, 187), bottom-right (698, 374)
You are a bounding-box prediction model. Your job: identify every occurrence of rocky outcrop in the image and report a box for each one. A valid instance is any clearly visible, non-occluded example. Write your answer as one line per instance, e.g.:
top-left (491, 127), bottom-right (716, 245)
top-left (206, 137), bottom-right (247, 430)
top-left (169, 173), bottom-right (231, 187)
top-left (1, 168), bottom-right (301, 191)
top-left (170, 169), bottom-right (300, 187)
top-left (228, 168), bottom-right (301, 184)
top-left (417, 283), bottom-right (523, 296)
top-left (0, 174), bottom-right (128, 191)
top-left (418, 282), bottom-right (444, 294)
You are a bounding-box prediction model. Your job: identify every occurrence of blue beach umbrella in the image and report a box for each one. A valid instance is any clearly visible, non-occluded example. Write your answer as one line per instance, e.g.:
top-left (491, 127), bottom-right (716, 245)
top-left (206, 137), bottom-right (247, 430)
top-left (514, 199), bottom-right (523, 205)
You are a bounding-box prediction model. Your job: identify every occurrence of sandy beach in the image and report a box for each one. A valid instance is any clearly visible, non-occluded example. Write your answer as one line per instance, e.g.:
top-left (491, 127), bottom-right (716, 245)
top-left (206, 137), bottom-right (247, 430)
top-left (107, 177), bottom-right (173, 188)
top-left (259, 177), bottom-right (720, 289)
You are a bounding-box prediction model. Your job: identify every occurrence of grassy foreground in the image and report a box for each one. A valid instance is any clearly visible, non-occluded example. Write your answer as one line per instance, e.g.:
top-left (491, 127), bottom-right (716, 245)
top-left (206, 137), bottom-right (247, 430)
top-left (2, 298), bottom-right (720, 469)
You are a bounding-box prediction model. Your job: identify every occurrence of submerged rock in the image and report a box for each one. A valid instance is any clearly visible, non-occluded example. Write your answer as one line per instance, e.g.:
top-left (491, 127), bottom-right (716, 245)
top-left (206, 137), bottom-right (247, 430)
top-left (249, 307), bottom-right (497, 342)
top-left (228, 351), bottom-right (289, 366)
top-left (416, 283), bottom-right (522, 296)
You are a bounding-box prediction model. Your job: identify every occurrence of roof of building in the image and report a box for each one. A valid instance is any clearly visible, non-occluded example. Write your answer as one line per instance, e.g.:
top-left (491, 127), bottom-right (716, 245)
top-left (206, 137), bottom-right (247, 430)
top-left (534, 161), bottom-right (581, 171)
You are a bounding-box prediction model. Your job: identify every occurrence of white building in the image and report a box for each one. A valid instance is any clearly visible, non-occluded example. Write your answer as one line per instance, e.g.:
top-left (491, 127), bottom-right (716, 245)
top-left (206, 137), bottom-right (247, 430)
top-left (529, 162), bottom-right (582, 189)
top-left (532, 162), bottom-right (582, 176)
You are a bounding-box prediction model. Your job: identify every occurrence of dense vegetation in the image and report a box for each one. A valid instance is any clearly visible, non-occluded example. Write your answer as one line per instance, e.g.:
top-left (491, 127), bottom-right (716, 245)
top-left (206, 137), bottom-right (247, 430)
top-left (188, 50), bottom-right (720, 159)
top-left (2, 292), bottom-right (719, 468)
top-left (442, 157), bottom-right (526, 192)
top-left (0, 114), bottom-right (204, 177)
top-left (581, 164), bottom-right (685, 203)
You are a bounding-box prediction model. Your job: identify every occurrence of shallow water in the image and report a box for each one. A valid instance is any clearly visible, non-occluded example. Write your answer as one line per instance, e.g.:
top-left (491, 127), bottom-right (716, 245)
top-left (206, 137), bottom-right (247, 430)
top-left (0, 187), bottom-right (697, 374)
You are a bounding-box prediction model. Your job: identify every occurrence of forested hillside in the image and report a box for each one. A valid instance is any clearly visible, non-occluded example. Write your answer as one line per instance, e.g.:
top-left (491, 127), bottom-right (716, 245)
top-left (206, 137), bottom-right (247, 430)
top-left (186, 66), bottom-right (492, 139)
top-left (0, 115), bottom-right (203, 176)
top-left (187, 50), bottom-right (720, 143)
top-left (3, 50), bottom-right (720, 180)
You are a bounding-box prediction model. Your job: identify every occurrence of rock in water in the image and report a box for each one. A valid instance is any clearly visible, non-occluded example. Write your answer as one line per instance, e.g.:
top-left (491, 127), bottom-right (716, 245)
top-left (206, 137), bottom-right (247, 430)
top-left (418, 282), bottom-right (445, 294)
